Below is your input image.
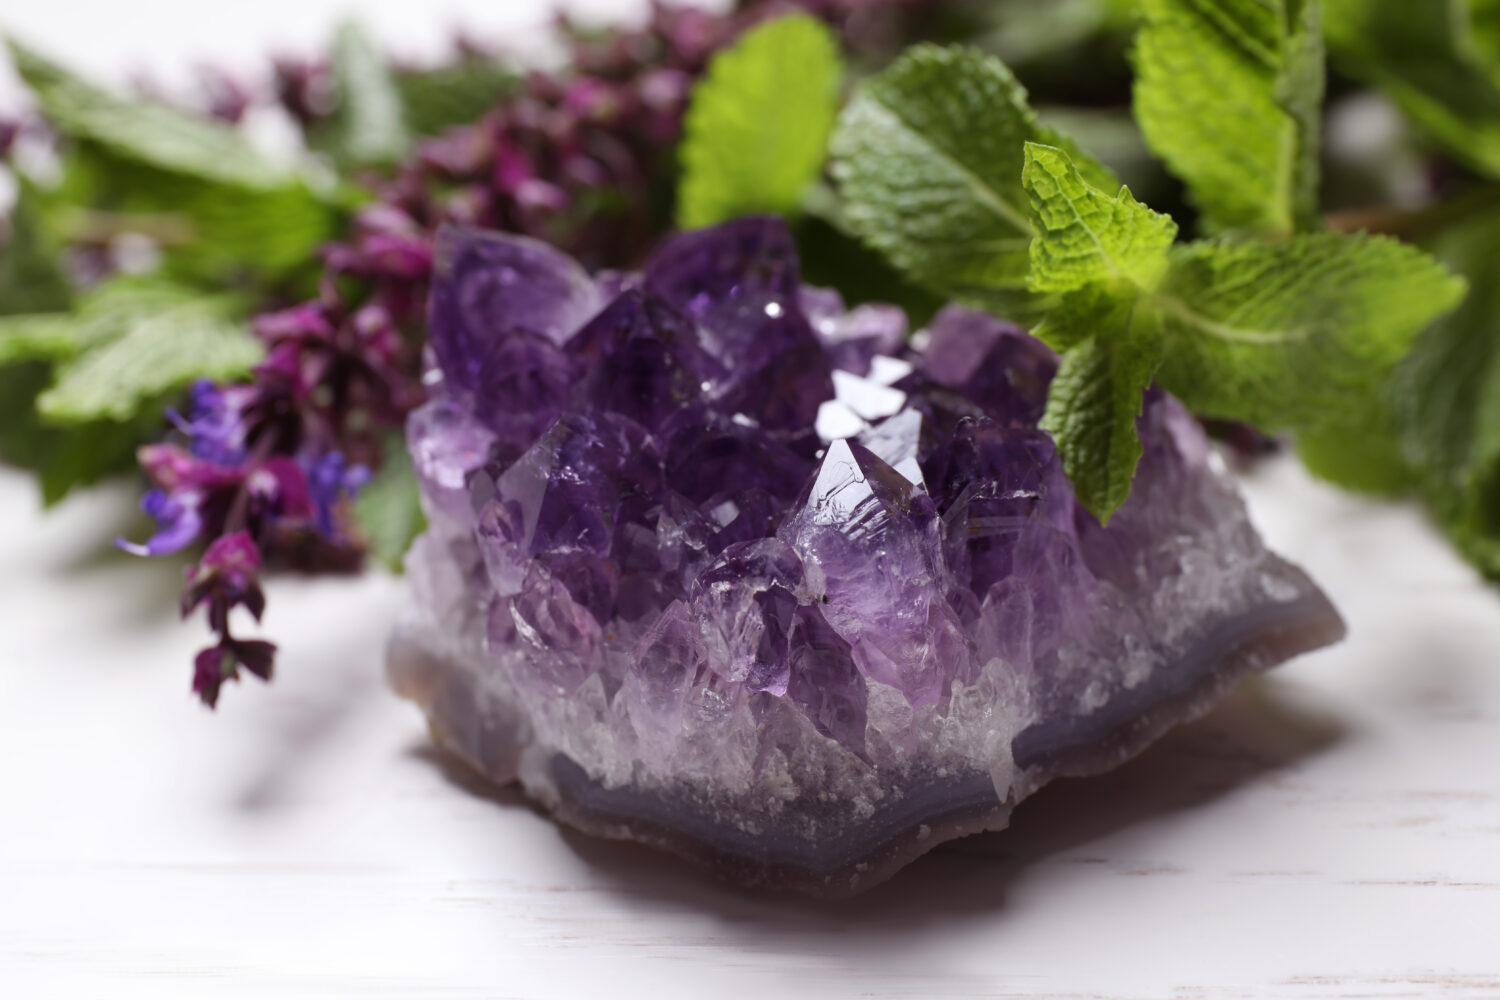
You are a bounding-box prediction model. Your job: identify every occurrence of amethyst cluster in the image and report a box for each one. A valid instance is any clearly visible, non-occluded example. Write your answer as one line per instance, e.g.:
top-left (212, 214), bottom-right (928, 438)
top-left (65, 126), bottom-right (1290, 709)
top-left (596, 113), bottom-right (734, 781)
top-left (390, 217), bottom-right (1344, 895)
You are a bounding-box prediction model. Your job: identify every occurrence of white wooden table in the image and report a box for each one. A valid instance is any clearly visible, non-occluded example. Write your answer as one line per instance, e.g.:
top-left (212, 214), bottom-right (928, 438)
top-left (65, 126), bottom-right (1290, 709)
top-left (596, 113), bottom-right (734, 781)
top-left (5, 444), bottom-right (1499, 999)
top-left (3, 3), bottom-right (1500, 995)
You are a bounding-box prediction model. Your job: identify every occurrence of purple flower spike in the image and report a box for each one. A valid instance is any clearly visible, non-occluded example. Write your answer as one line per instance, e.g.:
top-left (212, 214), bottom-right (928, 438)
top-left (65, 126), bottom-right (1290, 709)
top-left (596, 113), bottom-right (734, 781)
top-left (117, 489), bottom-right (203, 557)
top-left (306, 451), bottom-right (371, 539)
top-left (183, 531), bottom-right (265, 618)
top-left (181, 532), bottom-right (276, 707)
top-left (253, 303), bottom-right (336, 345)
top-left (167, 380), bottom-right (249, 466)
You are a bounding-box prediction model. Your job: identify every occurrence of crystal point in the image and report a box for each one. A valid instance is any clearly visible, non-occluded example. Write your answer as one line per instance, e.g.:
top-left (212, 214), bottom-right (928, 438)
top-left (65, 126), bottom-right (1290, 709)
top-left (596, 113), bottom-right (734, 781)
top-left (428, 224), bottom-right (600, 392)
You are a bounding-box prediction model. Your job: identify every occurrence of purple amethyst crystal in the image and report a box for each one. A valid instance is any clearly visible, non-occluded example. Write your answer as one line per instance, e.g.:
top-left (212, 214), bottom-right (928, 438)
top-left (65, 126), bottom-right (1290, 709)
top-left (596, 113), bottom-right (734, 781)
top-left (390, 217), bottom-right (1345, 896)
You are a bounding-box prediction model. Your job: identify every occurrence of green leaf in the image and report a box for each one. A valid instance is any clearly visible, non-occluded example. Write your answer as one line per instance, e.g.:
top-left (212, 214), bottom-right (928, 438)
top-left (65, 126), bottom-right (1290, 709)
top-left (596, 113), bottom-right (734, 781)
top-left (6, 37), bottom-right (292, 190)
top-left (1039, 323), bottom-right (1161, 524)
top-left (1473, 0), bottom-right (1500, 67)
top-left (0, 277), bottom-right (262, 500)
top-left (32, 278), bottom-right (261, 424)
top-left (0, 179), bottom-right (74, 316)
top-left (981, 0), bottom-right (1138, 68)
top-left (1133, 0), bottom-right (1325, 236)
top-left (1390, 203), bottom-right (1500, 575)
top-left (38, 144), bottom-right (344, 287)
top-left (156, 176), bottom-right (347, 285)
top-left (1030, 285), bottom-right (1117, 353)
top-left (0, 362), bottom-right (163, 506)
top-left (677, 14), bottom-right (842, 228)
top-left (1151, 233), bottom-right (1466, 432)
top-left (354, 434), bottom-right (427, 572)
top-left (394, 60), bottom-right (516, 136)
top-left (1022, 142), bottom-right (1177, 294)
top-left (9, 41), bottom-right (347, 289)
top-left (1324, 0), bottom-right (1500, 177)
top-left (829, 45), bottom-right (1118, 314)
top-left (1018, 143), bottom-right (1174, 522)
top-left (1, 277), bottom-right (194, 365)
top-left (0, 314), bottom-right (79, 365)
top-left (326, 21), bottom-right (412, 167)
top-left (1295, 407), bottom-right (1412, 495)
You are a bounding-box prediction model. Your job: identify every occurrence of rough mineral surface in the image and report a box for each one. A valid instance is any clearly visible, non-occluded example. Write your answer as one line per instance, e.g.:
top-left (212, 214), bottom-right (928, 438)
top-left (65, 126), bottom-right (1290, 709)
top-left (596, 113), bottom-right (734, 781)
top-left (389, 217), bottom-right (1345, 896)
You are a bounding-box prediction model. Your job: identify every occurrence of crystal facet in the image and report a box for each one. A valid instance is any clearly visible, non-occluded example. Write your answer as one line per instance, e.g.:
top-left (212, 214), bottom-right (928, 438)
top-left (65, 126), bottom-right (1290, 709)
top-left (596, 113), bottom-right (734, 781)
top-left (391, 217), bottom-right (1345, 896)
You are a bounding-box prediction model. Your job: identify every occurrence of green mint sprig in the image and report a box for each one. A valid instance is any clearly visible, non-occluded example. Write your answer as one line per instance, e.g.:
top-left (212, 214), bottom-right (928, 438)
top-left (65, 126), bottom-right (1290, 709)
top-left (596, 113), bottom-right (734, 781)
top-left (1021, 139), bottom-right (1462, 521)
top-left (827, 6), bottom-right (1465, 523)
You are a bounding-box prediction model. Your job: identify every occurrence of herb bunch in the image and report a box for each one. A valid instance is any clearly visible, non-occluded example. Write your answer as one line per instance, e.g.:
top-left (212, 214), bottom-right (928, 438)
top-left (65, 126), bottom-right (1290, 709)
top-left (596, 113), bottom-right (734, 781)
top-left (4, 0), bottom-right (1500, 707)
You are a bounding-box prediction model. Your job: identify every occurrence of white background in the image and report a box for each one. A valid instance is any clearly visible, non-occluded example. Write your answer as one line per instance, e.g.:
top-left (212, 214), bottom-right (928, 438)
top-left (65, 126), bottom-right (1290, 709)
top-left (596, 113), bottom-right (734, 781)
top-left (2, 2), bottom-right (1499, 997)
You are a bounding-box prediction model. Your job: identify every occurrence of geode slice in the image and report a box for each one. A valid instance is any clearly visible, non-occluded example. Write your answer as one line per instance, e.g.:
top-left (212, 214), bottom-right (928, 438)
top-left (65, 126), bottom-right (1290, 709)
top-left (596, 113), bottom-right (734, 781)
top-left (390, 217), bottom-right (1345, 896)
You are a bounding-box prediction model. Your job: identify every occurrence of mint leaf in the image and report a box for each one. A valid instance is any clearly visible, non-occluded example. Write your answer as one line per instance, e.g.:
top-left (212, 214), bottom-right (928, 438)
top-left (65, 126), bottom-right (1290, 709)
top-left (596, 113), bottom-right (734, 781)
top-left (36, 144), bottom-right (344, 287)
top-left (10, 42), bottom-right (346, 287)
top-left (325, 21), bottom-right (411, 167)
top-left (29, 279), bottom-right (261, 424)
top-left (7, 37), bottom-right (292, 190)
top-left (0, 314), bottom-right (78, 366)
top-left (1021, 141), bottom-right (1175, 521)
top-left (0, 362), bottom-right (163, 506)
top-left (829, 45), bottom-right (1117, 314)
top-left (0, 180), bottom-right (73, 316)
top-left (678, 14), bottom-right (842, 228)
top-left (156, 176), bottom-right (345, 285)
top-left (1473, 0), bottom-right (1500, 66)
top-left (2, 278), bottom-right (193, 364)
top-left (1324, 0), bottom-right (1500, 177)
top-left (1152, 233), bottom-right (1466, 432)
top-left (1390, 203), bottom-right (1500, 575)
top-left (983, 0), bottom-right (1138, 68)
top-left (1132, 0), bottom-right (1324, 236)
top-left (354, 434), bottom-right (427, 572)
top-left (1040, 325), bottom-right (1161, 524)
top-left (1023, 142), bottom-right (1176, 294)
top-left (39, 310), bottom-right (258, 424)
top-left (394, 60), bottom-right (516, 137)
top-left (1295, 409), bottom-right (1413, 495)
